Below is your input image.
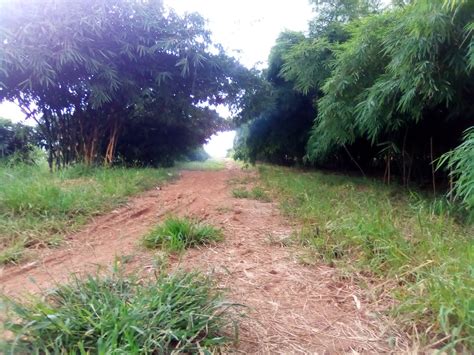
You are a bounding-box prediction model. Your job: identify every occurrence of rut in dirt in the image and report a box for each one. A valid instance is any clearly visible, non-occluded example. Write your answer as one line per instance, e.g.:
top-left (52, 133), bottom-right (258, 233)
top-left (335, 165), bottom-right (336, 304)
top-left (0, 163), bottom-right (399, 353)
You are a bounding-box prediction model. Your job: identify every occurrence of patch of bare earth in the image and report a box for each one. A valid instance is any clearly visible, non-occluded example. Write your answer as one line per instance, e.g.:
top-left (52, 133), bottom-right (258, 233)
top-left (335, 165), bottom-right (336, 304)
top-left (0, 162), bottom-right (404, 353)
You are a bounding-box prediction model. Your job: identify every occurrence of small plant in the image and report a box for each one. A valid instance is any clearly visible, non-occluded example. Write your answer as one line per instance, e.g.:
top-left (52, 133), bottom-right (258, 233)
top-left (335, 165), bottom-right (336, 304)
top-left (143, 217), bottom-right (223, 252)
top-left (250, 187), bottom-right (271, 202)
top-left (1, 271), bottom-right (239, 353)
top-left (232, 187), bottom-right (271, 202)
top-left (232, 188), bottom-right (251, 199)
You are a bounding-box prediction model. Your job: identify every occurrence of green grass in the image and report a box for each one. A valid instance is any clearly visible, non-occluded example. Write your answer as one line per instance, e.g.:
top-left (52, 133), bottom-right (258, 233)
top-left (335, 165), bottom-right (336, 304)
top-left (1, 270), bottom-right (238, 353)
top-left (232, 187), bottom-right (271, 202)
top-left (258, 165), bottom-right (474, 351)
top-left (0, 163), bottom-right (174, 264)
top-left (143, 217), bottom-right (223, 252)
top-left (175, 159), bottom-right (225, 171)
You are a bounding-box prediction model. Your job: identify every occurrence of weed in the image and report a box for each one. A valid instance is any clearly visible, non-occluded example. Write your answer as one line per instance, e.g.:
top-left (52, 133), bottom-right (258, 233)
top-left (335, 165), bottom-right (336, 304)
top-left (259, 165), bottom-right (474, 350)
top-left (250, 187), bottom-right (271, 202)
top-left (152, 251), bottom-right (170, 274)
top-left (1, 271), bottom-right (239, 353)
top-left (232, 186), bottom-right (271, 202)
top-left (232, 188), bottom-right (251, 199)
top-left (143, 217), bottom-right (223, 252)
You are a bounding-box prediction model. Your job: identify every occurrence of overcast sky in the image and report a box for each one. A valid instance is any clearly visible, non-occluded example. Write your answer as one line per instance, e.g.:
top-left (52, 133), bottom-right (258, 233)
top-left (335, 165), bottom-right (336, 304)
top-left (165, 0), bottom-right (313, 68)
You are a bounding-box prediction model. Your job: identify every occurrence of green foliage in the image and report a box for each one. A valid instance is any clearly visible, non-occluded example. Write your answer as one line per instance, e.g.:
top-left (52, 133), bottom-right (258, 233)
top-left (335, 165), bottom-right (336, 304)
top-left (143, 217), bottom-right (223, 252)
top-left (308, 0), bottom-right (382, 36)
top-left (0, 0), bottom-right (252, 168)
top-left (0, 164), bottom-right (174, 264)
top-left (0, 118), bottom-right (39, 163)
top-left (308, 0), bottom-right (473, 171)
top-left (280, 36), bottom-right (334, 95)
top-left (438, 127), bottom-right (474, 210)
top-left (233, 32), bottom-right (315, 165)
top-left (308, 11), bottom-right (397, 160)
top-left (234, 0), bottom-right (473, 203)
top-left (259, 164), bottom-right (473, 350)
top-left (2, 271), bottom-right (237, 353)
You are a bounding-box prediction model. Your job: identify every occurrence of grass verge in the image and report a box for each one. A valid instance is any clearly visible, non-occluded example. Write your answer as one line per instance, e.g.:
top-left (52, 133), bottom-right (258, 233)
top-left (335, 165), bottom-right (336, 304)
top-left (143, 216), bottom-right (223, 252)
top-left (1, 270), bottom-right (238, 353)
top-left (0, 163), bottom-right (174, 264)
top-left (258, 165), bottom-right (473, 351)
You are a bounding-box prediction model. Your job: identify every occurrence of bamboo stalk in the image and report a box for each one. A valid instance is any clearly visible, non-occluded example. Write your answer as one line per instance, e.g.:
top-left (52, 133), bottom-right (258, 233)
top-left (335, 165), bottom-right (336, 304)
top-left (430, 137), bottom-right (436, 195)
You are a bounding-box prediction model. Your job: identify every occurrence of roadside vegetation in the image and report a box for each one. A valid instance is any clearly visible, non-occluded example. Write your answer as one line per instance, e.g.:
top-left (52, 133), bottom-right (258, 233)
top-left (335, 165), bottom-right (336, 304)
top-left (0, 162), bottom-right (174, 264)
top-left (234, 0), bottom-right (474, 213)
top-left (259, 165), bottom-right (473, 351)
top-left (143, 216), bottom-right (223, 252)
top-left (1, 270), bottom-right (237, 353)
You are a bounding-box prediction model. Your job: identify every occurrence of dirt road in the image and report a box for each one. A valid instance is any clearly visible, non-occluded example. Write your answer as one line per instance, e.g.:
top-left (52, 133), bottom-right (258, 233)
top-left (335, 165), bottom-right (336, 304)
top-left (0, 163), bottom-right (396, 353)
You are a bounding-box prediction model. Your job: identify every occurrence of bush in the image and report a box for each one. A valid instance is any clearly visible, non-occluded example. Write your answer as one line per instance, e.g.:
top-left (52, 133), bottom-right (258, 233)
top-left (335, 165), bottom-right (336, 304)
top-left (1, 271), bottom-right (238, 353)
top-left (438, 126), bottom-right (474, 213)
top-left (143, 217), bottom-right (223, 252)
top-left (0, 118), bottom-right (39, 164)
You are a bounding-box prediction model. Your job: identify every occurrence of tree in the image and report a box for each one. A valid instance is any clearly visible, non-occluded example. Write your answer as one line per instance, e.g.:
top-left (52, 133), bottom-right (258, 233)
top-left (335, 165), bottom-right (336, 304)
top-left (234, 32), bottom-right (315, 164)
top-left (0, 0), bottom-right (251, 169)
top-left (0, 118), bottom-right (38, 163)
top-left (308, 0), bottom-right (473, 185)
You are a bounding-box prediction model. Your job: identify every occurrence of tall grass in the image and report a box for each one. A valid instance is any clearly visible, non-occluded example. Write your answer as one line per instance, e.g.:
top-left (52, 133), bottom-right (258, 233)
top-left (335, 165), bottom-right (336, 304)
top-left (1, 270), bottom-right (238, 353)
top-left (258, 165), bottom-right (473, 351)
top-left (0, 163), bottom-right (174, 264)
top-left (143, 217), bottom-right (223, 252)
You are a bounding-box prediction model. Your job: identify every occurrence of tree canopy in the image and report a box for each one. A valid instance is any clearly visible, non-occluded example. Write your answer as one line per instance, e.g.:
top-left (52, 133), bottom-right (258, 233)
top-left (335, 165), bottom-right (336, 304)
top-left (0, 0), bottom-right (252, 168)
top-left (234, 0), bottom-right (474, 210)
top-left (234, 31), bottom-right (315, 165)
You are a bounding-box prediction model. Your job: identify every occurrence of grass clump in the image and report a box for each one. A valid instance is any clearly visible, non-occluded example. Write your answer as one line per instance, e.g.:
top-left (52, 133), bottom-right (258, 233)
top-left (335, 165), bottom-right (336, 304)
top-left (143, 217), bottom-right (223, 252)
top-left (232, 187), bottom-right (271, 202)
top-left (258, 165), bottom-right (474, 351)
top-left (232, 187), bottom-right (251, 199)
top-left (1, 271), bottom-right (238, 353)
top-left (0, 163), bottom-right (174, 264)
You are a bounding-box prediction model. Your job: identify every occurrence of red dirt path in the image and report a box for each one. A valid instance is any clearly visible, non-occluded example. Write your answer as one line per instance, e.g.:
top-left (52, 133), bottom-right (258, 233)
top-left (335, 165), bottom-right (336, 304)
top-left (0, 162), bottom-right (400, 353)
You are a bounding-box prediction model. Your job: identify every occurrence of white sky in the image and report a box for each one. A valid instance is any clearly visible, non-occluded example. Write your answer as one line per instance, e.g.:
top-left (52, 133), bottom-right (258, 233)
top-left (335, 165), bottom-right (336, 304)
top-left (1, 0), bottom-right (314, 157)
top-left (204, 130), bottom-right (236, 158)
top-left (165, 0), bottom-right (312, 68)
